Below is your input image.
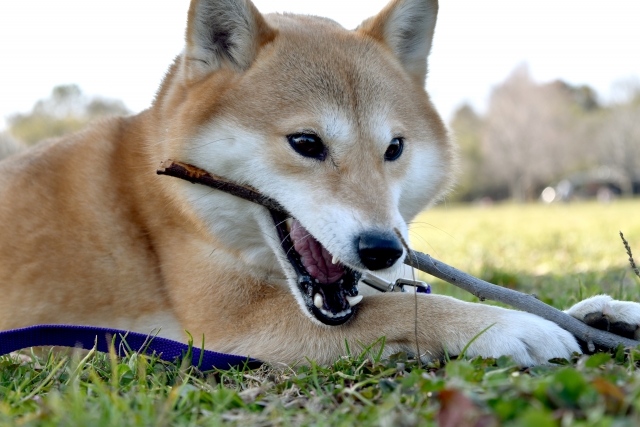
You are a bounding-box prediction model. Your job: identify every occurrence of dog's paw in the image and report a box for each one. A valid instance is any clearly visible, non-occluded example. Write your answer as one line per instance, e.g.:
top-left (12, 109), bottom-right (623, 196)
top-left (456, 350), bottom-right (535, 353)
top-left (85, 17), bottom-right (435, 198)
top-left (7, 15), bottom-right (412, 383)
top-left (565, 295), bottom-right (640, 340)
top-left (463, 308), bottom-right (581, 366)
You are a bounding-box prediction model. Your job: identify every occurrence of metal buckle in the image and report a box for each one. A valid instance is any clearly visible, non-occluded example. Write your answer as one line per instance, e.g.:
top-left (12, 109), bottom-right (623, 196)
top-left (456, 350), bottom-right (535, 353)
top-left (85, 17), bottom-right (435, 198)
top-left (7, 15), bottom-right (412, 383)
top-left (393, 278), bottom-right (431, 294)
top-left (361, 272), bottom-right (431, 294)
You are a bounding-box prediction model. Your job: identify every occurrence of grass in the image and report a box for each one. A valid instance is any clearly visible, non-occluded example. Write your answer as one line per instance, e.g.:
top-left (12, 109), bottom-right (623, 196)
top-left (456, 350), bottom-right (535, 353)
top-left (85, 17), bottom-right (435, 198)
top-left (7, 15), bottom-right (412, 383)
top-left (411, 199), bottom-right (640, 307)
top-left (3, 199), bottom-right (640, 426)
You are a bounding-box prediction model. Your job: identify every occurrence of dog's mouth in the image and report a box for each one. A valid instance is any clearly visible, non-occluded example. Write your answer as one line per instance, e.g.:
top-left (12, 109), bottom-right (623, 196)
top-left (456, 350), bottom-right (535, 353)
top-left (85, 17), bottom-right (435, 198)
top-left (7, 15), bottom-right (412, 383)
top-left (271, 211), bottom-right (361, 325)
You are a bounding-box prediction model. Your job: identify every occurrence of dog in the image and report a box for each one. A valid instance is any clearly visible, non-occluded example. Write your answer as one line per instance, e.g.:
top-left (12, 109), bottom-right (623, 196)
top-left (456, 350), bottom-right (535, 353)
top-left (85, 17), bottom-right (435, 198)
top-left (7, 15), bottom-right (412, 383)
top-left (1, 0), bottom-right (639, 366)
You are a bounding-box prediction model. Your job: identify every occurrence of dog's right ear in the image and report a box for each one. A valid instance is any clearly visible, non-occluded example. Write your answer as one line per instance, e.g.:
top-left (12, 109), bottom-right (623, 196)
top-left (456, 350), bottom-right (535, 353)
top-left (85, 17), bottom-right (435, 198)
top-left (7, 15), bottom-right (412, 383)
top-left (183, 0), bottom-right (276, 81)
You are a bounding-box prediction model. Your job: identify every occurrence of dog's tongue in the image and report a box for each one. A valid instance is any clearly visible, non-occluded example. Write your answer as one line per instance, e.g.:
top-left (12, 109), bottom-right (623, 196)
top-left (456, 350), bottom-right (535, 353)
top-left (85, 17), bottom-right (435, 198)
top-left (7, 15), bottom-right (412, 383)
top-left (290, 219), bottom-right (344, 284)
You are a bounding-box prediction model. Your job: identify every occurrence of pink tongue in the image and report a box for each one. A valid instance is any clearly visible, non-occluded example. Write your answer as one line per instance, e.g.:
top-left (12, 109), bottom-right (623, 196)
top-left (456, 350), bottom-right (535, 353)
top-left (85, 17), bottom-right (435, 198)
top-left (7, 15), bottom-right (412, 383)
top-left (290, 219), bottom-right (344, 284)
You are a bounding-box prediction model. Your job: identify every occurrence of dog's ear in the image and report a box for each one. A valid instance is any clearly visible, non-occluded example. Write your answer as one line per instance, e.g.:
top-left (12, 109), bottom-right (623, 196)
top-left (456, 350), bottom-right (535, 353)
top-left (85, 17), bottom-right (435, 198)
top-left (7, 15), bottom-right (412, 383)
top-left (358, 0), bottom-right (438, 86)
top-left (184, 0), bottom-right (276, 81)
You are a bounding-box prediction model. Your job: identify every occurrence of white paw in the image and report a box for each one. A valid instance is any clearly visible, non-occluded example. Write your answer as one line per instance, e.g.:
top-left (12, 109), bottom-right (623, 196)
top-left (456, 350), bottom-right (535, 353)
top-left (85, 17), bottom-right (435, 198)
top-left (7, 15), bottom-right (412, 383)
top-left (565, 295), bottom-right (640, 340)
top-left (464, 308), bottom-right (580, 366)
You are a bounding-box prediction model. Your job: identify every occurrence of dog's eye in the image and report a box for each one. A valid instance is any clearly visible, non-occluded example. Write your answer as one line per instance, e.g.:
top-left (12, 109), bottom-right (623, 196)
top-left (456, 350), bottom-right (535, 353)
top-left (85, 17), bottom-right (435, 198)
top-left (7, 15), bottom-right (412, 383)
top-left (287, 133), bottom-right (326, 160)
top-left (384, 137), bottom-right (404, 161)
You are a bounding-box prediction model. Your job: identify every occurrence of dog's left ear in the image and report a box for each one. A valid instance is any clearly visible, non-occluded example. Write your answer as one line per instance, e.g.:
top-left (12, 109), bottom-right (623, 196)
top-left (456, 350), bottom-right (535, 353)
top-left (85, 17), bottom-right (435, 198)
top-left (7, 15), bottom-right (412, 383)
top-left (183, 0), bottom-right (276, 82)
top-left (358, 0), bottom-right (438, 86)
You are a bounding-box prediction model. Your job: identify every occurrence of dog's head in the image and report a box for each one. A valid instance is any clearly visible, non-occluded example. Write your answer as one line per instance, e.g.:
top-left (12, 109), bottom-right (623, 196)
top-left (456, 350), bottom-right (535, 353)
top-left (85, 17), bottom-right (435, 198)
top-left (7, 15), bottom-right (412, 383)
top-left (157, 0), bottom-right (455, 325)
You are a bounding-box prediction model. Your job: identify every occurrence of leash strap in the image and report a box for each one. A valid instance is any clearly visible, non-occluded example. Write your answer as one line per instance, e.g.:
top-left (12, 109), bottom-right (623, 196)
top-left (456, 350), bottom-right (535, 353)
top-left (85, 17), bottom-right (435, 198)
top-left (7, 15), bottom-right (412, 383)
top-left (0, 324), bottom-right (260, 370)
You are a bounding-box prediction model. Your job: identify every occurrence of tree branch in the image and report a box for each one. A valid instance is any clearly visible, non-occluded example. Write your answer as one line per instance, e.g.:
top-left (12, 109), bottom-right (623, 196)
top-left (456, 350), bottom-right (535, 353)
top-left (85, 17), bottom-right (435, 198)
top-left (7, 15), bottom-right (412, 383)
top-left (157, 159), bottom-right (640, 350)
top-left (157, 159), bottom-right (287, 214)
top-left (403, 251), bottom-right (640, 349)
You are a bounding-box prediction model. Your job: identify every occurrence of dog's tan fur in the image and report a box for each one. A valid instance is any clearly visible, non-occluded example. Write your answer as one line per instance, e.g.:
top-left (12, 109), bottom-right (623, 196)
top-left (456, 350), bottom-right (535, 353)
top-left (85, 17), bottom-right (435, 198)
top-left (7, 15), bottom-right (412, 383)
top-left (1, 0), bottom-right (638, 366)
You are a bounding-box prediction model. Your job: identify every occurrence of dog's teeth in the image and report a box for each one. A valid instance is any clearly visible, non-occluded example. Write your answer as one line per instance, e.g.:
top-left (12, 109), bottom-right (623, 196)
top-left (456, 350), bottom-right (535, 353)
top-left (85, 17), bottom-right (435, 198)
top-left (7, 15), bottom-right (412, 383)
top-left (315, 279), bottom-right (319, 284)
top-left (338, 279), bottom-right (343, 285)
top-left (319, 308), bottom-right (352, 319)
top-left (346, 295), bottom-right (363, 307)
top-left (285, 218), bottom-right (293, 232)
top-left (332, 256), bottom-right (338, 265)
top-left (314, 293), bottom-right (324, 309)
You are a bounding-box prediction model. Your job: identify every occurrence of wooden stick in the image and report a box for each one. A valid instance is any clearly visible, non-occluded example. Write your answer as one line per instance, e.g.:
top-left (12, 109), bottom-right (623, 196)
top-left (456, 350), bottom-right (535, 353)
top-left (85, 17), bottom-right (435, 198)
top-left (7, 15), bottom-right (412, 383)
top-left (157, 159), bottom-right (640, 350)
top-left (403, 251), bottom-right (640, 349)
top-left (157, 160), bottom-right (287, 214)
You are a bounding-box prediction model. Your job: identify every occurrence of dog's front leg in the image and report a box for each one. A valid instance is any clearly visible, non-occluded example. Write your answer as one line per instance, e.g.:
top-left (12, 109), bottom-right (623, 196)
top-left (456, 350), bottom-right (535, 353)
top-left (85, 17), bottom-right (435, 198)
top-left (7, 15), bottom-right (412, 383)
top-left (207, 291), bottom-right (580, 366)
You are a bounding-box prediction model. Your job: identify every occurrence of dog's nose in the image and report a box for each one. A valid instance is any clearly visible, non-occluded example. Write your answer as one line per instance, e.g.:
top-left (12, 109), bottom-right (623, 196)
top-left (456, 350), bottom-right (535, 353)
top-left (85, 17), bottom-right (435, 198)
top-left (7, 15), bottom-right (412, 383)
top-left (357, 232), bottom-right (403, 270)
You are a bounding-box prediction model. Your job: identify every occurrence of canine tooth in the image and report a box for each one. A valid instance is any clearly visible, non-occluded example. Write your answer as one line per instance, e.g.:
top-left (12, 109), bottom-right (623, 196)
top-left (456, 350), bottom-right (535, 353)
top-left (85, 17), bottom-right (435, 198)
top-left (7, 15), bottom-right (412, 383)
top-left (338, 279), bottom-right (343, 285)
top-left (285, 218), bottom-right (293, 232)
top-left (346, 295), bottom-right (363, 307)
top-left (314, 293), bottom-right (324, 309)
top-left (315, 279), bottom-right (319, 284)
top-left (332, 256), bottom-right (338, 265)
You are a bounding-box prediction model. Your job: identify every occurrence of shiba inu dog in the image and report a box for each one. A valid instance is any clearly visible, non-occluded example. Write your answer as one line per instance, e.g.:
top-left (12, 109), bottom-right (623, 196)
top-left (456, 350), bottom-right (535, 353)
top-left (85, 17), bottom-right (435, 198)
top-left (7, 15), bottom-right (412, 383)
top-left (1, 0), bottom-right (639, 366)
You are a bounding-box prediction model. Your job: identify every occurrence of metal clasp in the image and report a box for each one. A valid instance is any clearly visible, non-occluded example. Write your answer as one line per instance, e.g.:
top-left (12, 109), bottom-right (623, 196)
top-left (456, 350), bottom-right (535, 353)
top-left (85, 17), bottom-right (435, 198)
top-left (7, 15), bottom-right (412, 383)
top-left (360, 272), bottom-right (431, 294)
top-left (394, 278), bottom-right (431, 294)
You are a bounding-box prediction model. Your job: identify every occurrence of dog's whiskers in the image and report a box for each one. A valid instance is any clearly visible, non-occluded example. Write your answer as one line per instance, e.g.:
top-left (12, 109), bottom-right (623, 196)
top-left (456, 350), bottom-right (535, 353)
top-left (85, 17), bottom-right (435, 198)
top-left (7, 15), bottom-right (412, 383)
top-left (185, 137), bottom-right (236, 150)
top-left (408, 221), bottom-right (456, 240)
top-left (407, 230), bottom-right (439, 257)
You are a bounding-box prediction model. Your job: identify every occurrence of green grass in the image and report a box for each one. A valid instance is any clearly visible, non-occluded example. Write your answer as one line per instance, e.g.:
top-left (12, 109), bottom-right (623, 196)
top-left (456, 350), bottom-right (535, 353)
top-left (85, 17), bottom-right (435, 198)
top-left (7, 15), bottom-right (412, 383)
top-left (411, 200), bottom-right (640, 307)
top-left (3, 200), bottom-right (640, 426)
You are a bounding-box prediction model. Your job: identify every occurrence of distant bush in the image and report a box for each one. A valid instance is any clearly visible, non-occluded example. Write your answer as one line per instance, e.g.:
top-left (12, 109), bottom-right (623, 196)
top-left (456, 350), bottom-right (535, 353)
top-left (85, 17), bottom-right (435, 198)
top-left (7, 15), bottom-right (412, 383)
top-left (7, 84), bottom-right (129, 146)
top-left (0, 132), bottom-right (23, 161)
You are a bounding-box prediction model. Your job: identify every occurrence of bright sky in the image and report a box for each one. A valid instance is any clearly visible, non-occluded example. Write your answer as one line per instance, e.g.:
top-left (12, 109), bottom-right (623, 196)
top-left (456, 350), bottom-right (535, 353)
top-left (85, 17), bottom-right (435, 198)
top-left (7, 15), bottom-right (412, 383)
top-left (1, 0), bottom-right (639, 130)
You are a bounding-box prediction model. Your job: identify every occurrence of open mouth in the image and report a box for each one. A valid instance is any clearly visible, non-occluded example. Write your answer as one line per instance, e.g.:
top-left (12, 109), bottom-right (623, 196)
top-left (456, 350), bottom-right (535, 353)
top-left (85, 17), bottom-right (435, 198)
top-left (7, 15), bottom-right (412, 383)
top-left (271, 210), bottom-right (362, 325)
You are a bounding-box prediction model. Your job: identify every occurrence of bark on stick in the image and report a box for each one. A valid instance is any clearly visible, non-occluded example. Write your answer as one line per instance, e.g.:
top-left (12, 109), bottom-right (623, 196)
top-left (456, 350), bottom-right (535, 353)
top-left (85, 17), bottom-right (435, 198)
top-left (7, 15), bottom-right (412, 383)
top-left (403, 251), bottom-right (640, 349)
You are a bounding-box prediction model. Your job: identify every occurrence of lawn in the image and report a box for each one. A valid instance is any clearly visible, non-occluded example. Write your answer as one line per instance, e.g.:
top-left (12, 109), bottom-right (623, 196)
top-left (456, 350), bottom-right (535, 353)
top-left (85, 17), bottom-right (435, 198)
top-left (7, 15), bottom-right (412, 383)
top-left (411, 200), bottom-right (640, 308)
top-left (2, 200), bottom-right (640, 426)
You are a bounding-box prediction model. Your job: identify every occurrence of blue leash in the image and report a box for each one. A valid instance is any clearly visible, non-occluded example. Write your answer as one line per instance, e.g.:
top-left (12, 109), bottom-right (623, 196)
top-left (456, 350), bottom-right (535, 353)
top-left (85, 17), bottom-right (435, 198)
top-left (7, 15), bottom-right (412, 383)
top-left (0, 278), bottom-right (430, 368)
top-left (0, 324), bottom-right (261, 370)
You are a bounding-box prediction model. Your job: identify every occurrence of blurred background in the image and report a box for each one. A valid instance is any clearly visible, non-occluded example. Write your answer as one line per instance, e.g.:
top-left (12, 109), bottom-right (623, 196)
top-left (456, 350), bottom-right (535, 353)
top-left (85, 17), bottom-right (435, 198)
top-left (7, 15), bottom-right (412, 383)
top-left (1, 0), bottom-right (639, 301)
top-left (1, 0), bottom-right (639, 203)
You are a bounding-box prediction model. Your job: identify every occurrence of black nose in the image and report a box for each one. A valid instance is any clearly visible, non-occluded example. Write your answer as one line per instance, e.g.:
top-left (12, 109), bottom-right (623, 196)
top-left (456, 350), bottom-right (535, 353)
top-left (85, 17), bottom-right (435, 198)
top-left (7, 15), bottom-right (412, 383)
top-left (357, 232), bottom-right (403, 270)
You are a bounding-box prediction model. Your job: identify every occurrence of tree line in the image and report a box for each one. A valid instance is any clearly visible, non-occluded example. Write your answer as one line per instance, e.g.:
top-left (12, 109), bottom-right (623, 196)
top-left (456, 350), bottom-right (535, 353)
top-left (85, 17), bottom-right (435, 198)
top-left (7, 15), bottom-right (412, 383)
top-left (450, 65), bottom-right (640, 202)
top-left (3, 76), bottom-right (639, 203)
top-left (0, 84), bottom-right (129, 162)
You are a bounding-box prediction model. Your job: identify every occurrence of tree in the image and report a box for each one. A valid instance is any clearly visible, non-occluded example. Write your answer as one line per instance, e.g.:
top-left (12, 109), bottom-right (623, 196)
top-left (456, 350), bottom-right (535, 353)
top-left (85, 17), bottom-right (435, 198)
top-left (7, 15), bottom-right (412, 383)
top-left (594, 104), bottom-right (640, 195)
top-left (7, 84), bottom-right (129, 145)
top-left (449, 104), bottom-right (496, 201)
top-left (482, 65), bottom-right (577, 201)
top-left (446, 66), bottom-right (635, 202)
